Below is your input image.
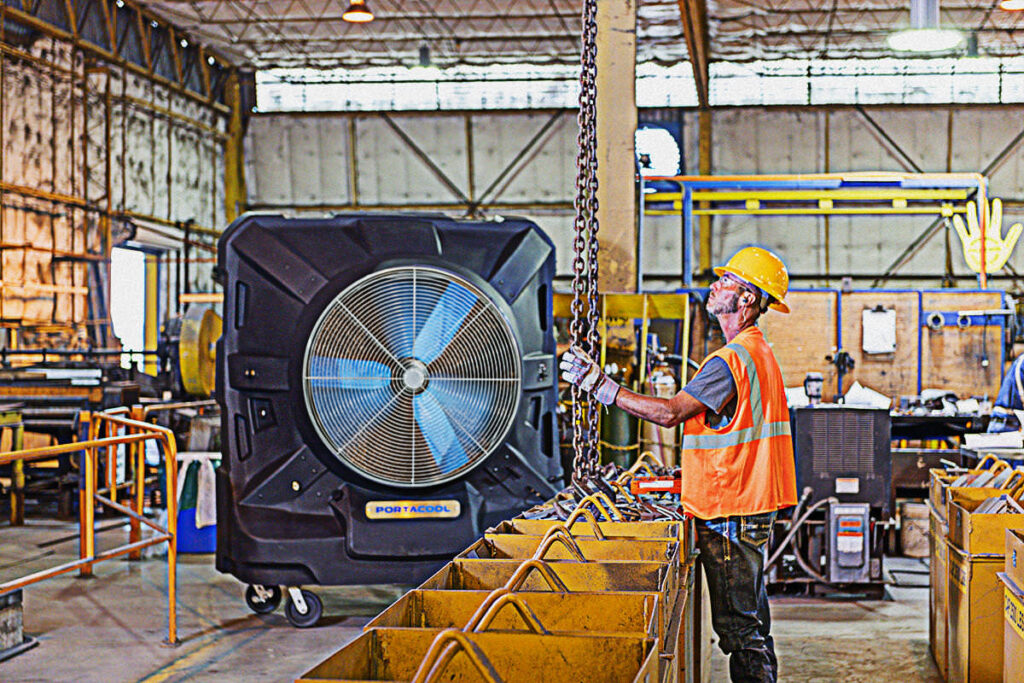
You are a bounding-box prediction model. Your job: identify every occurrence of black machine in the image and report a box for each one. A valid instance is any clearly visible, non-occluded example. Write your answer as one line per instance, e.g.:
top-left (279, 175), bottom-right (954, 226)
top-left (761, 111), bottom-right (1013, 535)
top-left (770, 406), bottom-right (892, 592)
top-left (792, 406), bottom-right (892, 517)
top-left (215, 213), bottom-right (561, 624)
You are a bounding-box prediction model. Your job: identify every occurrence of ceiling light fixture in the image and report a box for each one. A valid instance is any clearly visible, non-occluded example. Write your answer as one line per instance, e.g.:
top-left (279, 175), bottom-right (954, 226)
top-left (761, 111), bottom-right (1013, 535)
top-left (342, 0), bottom-right (374, 23)
top-left (887, 0), bottom-right (964, 53)
top-left (999, 0), bottom-right (1024, 10)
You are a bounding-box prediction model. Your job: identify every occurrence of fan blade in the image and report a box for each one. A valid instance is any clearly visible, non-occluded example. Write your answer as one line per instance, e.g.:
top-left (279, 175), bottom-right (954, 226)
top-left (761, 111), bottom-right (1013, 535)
top-left (414, 390), bottom-right (470, 473)
top-left (427, 379), bottom-right (500, 436)
top-left (413, 282), bottom-right (476, 364)
top-left (308, 356), bottom-right (392, 389)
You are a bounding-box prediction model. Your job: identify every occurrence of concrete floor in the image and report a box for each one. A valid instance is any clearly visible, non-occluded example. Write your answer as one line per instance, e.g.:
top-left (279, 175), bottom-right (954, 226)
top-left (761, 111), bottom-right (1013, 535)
top-left (2, 518), bottom-right (943, 682)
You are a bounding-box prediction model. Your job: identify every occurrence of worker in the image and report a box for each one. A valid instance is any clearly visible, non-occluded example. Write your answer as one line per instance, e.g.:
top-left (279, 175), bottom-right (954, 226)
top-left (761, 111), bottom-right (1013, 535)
top-left (561, 246), bottom-right (797, 683)
top-left (988, 353), bottom-right (1024, 432)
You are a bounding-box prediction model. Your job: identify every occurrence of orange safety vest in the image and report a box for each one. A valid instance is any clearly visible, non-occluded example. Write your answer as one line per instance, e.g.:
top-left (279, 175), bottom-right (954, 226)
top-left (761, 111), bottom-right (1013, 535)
top-left (680, 326), bottom-right (797, 519)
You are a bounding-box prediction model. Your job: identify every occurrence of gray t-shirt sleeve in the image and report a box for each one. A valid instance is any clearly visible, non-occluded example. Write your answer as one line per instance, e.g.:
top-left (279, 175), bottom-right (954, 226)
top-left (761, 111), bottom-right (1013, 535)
top-left (682, 356), bottom-right (737, 414)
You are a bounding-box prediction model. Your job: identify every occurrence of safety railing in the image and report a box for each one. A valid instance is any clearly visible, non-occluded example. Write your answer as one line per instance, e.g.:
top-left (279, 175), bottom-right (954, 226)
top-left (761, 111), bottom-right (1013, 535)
top-left (0, 408), bottom-right (179, 644)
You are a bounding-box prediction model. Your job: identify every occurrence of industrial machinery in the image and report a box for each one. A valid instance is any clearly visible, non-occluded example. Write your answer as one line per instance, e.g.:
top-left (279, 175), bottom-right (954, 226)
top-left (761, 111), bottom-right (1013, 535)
top-left (158, 304), bottom-right (223, 397)
top-left (769, 405), bottom-right (892, 594)
top-left (215, 213), bottom-right (561, 626)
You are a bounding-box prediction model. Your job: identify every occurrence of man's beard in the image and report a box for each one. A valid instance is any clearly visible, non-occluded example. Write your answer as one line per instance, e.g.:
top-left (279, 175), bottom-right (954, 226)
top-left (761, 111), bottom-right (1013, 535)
top-left (708, 290), bottom-right (740, 316)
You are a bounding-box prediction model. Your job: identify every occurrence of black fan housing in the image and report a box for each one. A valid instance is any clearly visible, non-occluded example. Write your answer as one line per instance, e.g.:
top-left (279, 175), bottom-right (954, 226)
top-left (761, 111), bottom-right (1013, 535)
top-left (215, 213), bottom-right (560, 586)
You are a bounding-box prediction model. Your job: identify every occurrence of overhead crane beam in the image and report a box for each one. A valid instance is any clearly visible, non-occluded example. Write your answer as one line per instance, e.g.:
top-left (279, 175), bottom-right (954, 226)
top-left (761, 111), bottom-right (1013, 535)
top-left (677, 0), bottom-right (710, 109)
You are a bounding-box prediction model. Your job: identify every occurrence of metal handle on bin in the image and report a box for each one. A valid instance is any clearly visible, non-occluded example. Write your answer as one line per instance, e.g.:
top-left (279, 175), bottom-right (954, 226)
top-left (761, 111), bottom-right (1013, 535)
top-left (991, 460), bottom-right (1010, 474)
top-left (610, 479), bottom-right (640, 505)
top-left (411, 628), bottom-right (504, 683)
top-left (976, 454), bottom-right (999, 470)
top-left (464, 588), bottom-right (550, 635)
top-left (532, 526), bottom-right (587, 562)
top-left (1001, 469), bottom-right (1024, 491)
top-left (503, 559), bottom-right (569, 593)
top-left (563, 506), bottom-right (606, 540)
top-left (575, 492), bottom-right (624, 521)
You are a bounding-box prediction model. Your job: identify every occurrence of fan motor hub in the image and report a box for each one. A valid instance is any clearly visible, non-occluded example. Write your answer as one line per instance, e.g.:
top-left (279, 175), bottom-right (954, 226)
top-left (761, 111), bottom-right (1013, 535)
top-left (401, 359), bottom-right (429, 393)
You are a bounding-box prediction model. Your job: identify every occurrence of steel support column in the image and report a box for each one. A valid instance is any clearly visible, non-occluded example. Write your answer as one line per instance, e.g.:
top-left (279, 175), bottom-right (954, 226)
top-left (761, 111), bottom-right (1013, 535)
top-left (224, 71), bottom-right (246, 223)
top-left (596, 0), bottom-right (637, 292)
top-left (698, 110), bottom-right (712, 282)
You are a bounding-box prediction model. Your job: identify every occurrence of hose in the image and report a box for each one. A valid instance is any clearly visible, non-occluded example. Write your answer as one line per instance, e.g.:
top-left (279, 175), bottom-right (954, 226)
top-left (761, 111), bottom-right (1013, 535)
top-left (765, 488), bottom-right (840, 585)
top-left (765, 487), bottom-right (811, 569)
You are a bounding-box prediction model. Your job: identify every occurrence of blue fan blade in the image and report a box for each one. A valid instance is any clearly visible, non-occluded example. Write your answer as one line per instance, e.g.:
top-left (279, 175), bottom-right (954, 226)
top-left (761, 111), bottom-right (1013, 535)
top-left (313, 385), bottom-right (393, 433)
top-left (414, 390), bottom-right (469, 473)
top-left (373, 279), bottom-right (415, 357)
top-left (413, 282), bottom-right (476, 363)
top-left (308, 356), bottom-right (391, 389)
top-left (427, 379), bottom-right (497, 436)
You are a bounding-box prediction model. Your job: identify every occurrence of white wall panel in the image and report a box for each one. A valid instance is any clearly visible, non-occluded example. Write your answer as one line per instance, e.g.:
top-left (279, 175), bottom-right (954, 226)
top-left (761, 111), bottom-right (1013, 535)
top-left (474, 112), bottom-right (575, 204)
top-left (356, 115), bottom-right (468, 205)
top-left (245, 105), bottom-right (1024, 287)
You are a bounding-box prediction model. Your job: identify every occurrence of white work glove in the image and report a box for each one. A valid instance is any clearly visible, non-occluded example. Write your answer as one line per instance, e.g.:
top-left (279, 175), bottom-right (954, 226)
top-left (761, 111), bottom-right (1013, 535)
top-left (560, 345), bottom-right (620, 406)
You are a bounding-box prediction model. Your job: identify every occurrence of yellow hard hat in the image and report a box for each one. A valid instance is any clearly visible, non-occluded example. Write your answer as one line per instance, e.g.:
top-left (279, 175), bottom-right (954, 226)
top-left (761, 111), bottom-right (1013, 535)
top-left (713, 247), bottom-right (790, 314)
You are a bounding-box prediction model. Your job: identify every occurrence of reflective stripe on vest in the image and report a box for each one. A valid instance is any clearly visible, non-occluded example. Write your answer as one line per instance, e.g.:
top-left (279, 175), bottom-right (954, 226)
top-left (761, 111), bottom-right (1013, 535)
top-left (684, 420), bottom-right (791, 450)
top-left (682, 339), bottom-right (790, 450)
top-left (728, 341), bottom-right (761, 423)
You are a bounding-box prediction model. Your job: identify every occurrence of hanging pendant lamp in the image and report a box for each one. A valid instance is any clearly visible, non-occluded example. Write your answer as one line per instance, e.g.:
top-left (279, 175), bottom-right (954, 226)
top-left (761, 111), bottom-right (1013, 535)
top-left (342, 0), bottom-right (374, 23)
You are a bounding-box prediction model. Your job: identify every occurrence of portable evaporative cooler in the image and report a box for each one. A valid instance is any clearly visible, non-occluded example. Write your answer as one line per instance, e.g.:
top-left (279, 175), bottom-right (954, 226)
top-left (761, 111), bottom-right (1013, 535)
top-left (215, 213), bottom-right (561, 589)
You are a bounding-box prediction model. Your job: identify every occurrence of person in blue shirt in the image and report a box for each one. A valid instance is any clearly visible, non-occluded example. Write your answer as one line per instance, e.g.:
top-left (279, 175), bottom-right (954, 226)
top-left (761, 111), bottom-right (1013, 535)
top-left (989, 354), bottom-right (1024, 432)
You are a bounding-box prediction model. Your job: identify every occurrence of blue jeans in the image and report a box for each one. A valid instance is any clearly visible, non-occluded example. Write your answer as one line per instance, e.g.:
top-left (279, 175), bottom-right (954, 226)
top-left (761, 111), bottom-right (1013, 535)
top-left (695, 512), bottom-right (778, 683)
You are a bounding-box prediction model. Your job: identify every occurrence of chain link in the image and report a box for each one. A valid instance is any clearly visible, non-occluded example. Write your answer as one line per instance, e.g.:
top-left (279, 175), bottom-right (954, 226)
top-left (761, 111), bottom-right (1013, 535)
top-left (570, 0), bottom-right (600, 485)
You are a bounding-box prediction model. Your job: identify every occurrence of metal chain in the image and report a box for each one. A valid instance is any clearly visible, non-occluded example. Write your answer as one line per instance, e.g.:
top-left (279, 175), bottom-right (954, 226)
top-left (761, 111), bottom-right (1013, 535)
top-left (570, 0), bottom-right (600, 485)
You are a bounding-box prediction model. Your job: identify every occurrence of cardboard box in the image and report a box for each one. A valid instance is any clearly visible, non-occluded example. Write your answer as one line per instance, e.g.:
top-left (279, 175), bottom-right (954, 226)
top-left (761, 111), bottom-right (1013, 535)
top-left (943, 490), bottom-right (1024, 682)
top-left (1007, 528), bottom-right (1024, 591)
top-left (929, 502), bottom-right (949, 679)
top-left (1000, 573), bottom-right (1024, 683)
top-left (947, 542), bottom-right (1004, 683)
top-left (947, 488), bottom-right (1024, 555)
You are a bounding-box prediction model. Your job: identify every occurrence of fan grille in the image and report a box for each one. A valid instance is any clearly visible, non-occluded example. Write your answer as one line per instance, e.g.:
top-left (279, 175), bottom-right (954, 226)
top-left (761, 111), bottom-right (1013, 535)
top-left (302, 266), bottom-right (522, 487)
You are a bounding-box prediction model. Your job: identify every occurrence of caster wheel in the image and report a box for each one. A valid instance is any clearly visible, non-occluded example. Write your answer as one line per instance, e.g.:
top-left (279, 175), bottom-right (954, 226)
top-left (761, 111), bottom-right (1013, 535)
top-left (244, 584), bottom-right (282, 615)
top-left (285, 589), bottom-right (323, 628)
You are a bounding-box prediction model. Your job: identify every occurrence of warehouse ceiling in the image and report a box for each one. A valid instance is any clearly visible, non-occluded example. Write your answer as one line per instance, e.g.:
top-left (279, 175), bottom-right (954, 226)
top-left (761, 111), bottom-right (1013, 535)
top-left (135, 0), bottom-right (1024, 70)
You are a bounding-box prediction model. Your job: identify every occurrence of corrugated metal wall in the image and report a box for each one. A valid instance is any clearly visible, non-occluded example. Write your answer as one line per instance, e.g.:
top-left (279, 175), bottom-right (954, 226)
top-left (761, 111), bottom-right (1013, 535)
top-left (244, 105), bottom-right (1024, 289)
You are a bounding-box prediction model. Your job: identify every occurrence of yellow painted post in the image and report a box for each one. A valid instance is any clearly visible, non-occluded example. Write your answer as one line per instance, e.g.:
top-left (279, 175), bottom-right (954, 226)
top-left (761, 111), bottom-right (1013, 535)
top-left (595, 0), bottom-right (637, 292)
top-left (10, 413), bottom-right (24, 525)
top-left (144, 254), bottom-right (158, 375)
top-left (106, 419), bottom-right (116, 506)
top-left (0, 408), bottom-right (25, 525)
top-left (698, 111), bottom-right (712, 282)
top-left (223, 71), bottom-right (246, 224)
top-left (162, 430), bottom-right (179, 645)
top-left (129, 407), bottom-right (144, 560)
top-left (80, 418), bottom-right (95, 578)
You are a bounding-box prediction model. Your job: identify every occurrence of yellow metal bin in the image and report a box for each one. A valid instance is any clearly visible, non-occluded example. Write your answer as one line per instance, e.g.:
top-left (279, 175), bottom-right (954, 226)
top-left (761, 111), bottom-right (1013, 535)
top-left (297, 629), bottom-right (661, 682)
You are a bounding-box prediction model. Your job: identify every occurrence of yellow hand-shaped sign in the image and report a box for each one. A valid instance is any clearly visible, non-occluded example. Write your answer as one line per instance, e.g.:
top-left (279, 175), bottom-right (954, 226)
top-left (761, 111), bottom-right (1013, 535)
top-left (952, 198), bottom-right (1023, 274)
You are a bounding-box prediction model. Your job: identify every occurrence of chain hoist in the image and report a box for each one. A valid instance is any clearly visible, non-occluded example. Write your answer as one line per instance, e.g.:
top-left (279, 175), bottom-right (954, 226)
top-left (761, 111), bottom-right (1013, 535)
top-left (569, 0), bottom-right (601, 488)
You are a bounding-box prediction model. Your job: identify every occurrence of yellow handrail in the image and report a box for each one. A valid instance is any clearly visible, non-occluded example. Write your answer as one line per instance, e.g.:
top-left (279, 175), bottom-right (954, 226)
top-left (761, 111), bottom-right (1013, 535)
top-left (0, 408), bottom-right (179, 645)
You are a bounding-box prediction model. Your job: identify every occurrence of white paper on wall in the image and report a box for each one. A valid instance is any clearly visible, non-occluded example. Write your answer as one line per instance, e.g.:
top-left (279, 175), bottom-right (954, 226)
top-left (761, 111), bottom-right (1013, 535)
top-left (862, 308), bottom-right (896, 354)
